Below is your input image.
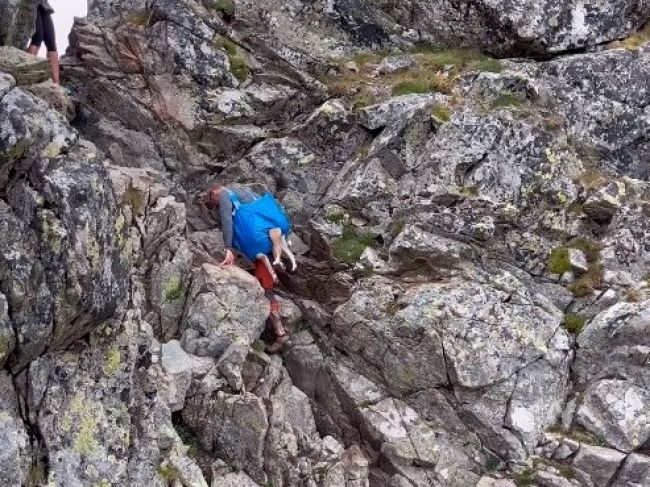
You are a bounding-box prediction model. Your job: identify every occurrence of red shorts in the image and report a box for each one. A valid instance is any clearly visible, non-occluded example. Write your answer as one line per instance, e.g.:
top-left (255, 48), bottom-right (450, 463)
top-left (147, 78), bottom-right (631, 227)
top-left (254, 259), bottom-right (275, 291)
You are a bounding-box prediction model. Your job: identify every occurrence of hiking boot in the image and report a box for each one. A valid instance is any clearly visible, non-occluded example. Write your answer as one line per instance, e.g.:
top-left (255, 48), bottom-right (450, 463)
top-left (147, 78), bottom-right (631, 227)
top-left (266, 334), bottom-right (289, 353)
top-left (268, 310), bottom-right (286, 337)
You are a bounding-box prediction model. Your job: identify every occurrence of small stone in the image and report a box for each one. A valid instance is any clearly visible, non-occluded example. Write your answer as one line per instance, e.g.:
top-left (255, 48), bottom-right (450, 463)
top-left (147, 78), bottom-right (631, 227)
top-left (535, 470), bottom-right (576, 487)
top-left (567, 249), bottom-right (588, 273)
top-left (476, 477), bottom-right (517, 487)
top-left (161, 340), bottom-right (214, 411)
top-left (539, 440), bottom-right (560, 458)
top-left (356, 247), bottom-right (389, 273)
top-left (583, 181), bottom-right (625, 222)
top-left (344, 61), bottom-right (359, 72)
top-left (560, 271), bottom-right (575, 285)
top-left (553, 443), bottom-right (575, 460)
top-left (377, 55), bottom-right (417, 75)
top-left (0, 73), bottom-right (15, 98)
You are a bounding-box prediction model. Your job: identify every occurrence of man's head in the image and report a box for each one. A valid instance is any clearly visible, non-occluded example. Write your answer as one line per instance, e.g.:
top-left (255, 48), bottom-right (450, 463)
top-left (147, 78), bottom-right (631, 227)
top-left (206, 185), bottom-right (225, 208)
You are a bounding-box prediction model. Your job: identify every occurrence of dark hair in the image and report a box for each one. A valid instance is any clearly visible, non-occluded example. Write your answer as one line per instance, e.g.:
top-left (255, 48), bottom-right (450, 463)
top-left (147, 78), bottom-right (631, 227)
top-left (206, 185), bottom-right (224, 207)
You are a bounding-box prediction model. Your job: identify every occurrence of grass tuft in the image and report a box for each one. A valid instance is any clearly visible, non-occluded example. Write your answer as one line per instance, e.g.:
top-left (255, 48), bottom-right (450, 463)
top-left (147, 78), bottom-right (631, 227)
top-left (514, 468), bottom-right (535, 487)
top-left (547, 247), bottom-right (571, 275)
top-left (325, 46), bottom-right (501, 105)
top-left (608, 23), bottom-right (650, 50)
top-left (164, 276), bottom-right (184, 302)
top-left (568, 263), bottom-right (603, 297)
top-left (566, 237), bottom-right (602, 297)
top-left (392, 79), bottom-right (432, 96)
top-left (215, 0), bottom-right (236, 17)
top-left (214, 37), bottom-right (249, 82)
top-left (564, 313), bottom-right (586, 334)
top-left (573, 168), bottom-right (609, 192)
top-left (491, 92), bottom-right (526, 110)
top-left (126, 9), bottom-right (154, 27)
top-left (409, 44), bottom-right (503, 73)
top-left (157, 464), bottom-right (180, 482)
top-left (570, 237), bottom-right (601, 263)
top-left (431, 103), bottom-right (452, 122)
top-left (332, 224), bottom-right (378, 264)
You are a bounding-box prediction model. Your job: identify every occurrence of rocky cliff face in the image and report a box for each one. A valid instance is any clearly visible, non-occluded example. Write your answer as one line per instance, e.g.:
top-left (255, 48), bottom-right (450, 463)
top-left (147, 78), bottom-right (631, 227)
top-left (1, 0), bottom-right (650, 486)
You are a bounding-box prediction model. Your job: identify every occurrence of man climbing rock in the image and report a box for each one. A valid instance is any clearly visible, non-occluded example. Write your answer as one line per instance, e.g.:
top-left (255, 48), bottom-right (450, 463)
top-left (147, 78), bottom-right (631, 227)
top-left (207, 184), bottom-right (290, 353)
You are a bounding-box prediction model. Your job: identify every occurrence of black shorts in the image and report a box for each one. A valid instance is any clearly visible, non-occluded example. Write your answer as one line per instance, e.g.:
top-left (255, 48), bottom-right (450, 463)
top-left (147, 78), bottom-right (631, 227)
top-left (30, 5), bottom-right (57, 52)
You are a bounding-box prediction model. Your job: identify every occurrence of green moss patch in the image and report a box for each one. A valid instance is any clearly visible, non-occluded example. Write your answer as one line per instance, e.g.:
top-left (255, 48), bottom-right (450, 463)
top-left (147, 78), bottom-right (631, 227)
top-left (564, 313), bottom-right (586, 334)
top-left (490, 92), bottom-right (527, 110)
top-left (332, 224), bottom-right (378, 264)
top-left (326, 212), bottom-right (347, 224)
top-left (157, 464), bottom-right (180, 482)
top-left (164, 276), bottom-right (184, 302)
top-left (547, 247), bottom-right (571, 275)
top-left (214, 36), bottom-right (249, 82)
top-left (215, 0), bottom-right (236, 17)
top-left (103, 345), bottom-right (121, 376)
top-left (431, 103), bottom-right (452, 122)
top-left (408, 44), bottom-right (503, 73)
top-left (326, 46), bottom-right (500, 106)
top-left (126, 9), bottom-right (154, 27)
top-left (514, 468), bottom-right (535, 487)
top-left (392, 79), bottom-right (432, 96)
top-left (564, 426), bottom-right (607, 446)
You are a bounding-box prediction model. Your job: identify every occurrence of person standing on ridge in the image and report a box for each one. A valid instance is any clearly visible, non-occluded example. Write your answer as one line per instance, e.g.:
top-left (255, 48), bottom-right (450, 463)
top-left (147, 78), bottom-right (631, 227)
top-left (207, 184), bottom-right (291, 353)
top-left (27, 0), bottom-right (60, 84)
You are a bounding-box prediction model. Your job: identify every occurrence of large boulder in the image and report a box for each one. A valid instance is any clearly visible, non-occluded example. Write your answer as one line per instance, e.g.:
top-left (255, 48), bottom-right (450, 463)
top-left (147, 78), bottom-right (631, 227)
top-left (0, 47), bottom-right (49, 85)
top-left (573, 300), bottom-right (650, 452)
top-left (182, 350), bottom-right (369, 486)
top-left (0, 88), bottom-right (129, 371)
top-left (332, 269), bottom-right (571, 458)
top-left (181, 263), bottom-right (268, 357)
top-left (24, 311), bottom-right (206, 486)
top-left (341, 0), bottom-right (650, 55)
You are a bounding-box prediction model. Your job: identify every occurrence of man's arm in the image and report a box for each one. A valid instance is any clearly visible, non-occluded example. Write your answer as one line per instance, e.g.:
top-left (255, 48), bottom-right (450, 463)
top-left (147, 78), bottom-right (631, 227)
top-left (218, 191), bottom-right (234, 249)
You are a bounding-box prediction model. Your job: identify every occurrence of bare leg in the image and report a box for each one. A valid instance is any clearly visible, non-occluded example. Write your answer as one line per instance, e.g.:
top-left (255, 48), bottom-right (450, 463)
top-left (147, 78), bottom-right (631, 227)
top-left (280, 236), bottom-right (297, 271)
top-left (47, 51), bottom-right (60, 84)
top-left (257, 254), bottom-right (278, 283)
top-left (266, 290), bottom-right (288, 353)
top-left (269, 228), bottom-right (282, 266)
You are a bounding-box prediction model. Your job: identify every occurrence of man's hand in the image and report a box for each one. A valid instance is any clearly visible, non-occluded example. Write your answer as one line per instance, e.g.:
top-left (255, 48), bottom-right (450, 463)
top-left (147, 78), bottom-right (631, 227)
top-left (221, 249), bottom-right (236, 266)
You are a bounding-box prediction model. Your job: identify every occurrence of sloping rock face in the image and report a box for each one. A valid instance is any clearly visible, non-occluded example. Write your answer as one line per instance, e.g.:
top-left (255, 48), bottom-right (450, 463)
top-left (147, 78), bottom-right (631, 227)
top-left (1, 0), bottom-right (650, 486)
top-left (0, 0), bottom-right (37, 48)
top-left (270, 0), bottom-right (650, 56)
